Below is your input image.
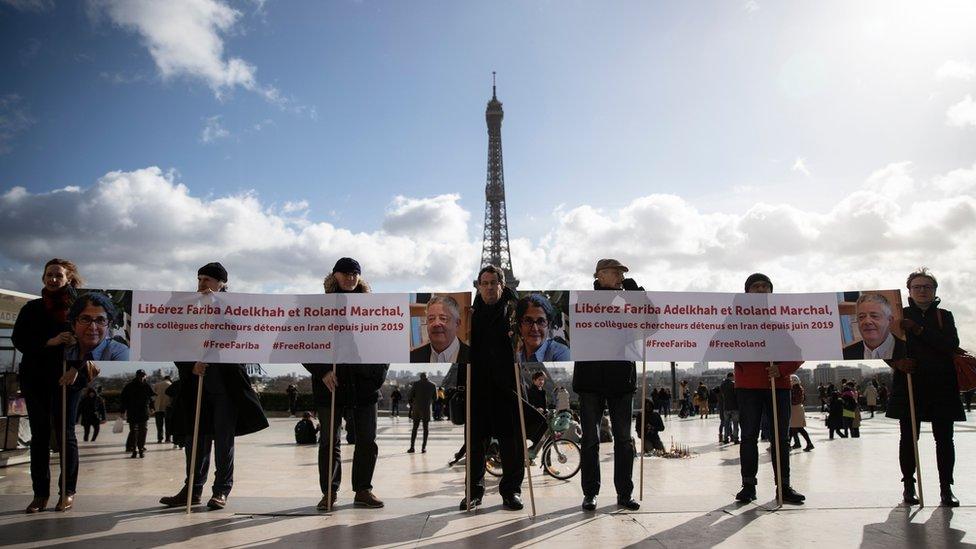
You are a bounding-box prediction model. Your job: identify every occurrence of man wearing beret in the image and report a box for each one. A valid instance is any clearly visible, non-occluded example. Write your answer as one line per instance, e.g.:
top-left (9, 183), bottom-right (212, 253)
top-left (160, 262), bottom-right (269, 510)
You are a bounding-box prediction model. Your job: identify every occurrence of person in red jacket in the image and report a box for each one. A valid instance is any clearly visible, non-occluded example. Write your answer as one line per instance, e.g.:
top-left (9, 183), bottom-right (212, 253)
top-left (733, 273), bottom-right (806, 504)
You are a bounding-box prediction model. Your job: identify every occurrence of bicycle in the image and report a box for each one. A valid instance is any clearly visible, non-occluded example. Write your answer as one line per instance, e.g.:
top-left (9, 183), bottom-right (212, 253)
top-left (486, 410), bottom-right (582, 480)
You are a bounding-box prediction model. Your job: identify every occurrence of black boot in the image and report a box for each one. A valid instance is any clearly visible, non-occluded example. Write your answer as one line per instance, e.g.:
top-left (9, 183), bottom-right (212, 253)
top-left (903, 480), bottom-right (919, 505)
top-left (941, 485), bottom-right (960, 507)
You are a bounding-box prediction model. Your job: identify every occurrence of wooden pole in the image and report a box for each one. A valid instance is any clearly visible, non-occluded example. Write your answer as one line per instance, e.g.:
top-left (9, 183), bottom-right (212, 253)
top-left (769, 363), bottom-right (784, 507)
top-left (61, 358), bottom-right (67, 506)
top-left (640, 343), bottom-right (647, 501)
top-left (186, 371), bottom-right (205, 514)
top-left (513, 360), bottom-right (536, 517)
top-left (325, 364), bottom-right (337, 512)
top-left (906, 372), bottom-right (924, 507)
top-left (465, 363), bottom-right (472, 512)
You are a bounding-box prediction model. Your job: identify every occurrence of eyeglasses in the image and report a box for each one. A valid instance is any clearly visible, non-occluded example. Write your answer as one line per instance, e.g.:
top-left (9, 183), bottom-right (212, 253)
top-left (520, 318), bottom-right (549, 328)
top-left (909, 285), bottom-right (935, 291)
top-left (76, 316), bottom-right (109, 326)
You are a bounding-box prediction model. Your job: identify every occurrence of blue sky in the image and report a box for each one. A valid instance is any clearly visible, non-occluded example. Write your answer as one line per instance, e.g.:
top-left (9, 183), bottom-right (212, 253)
top-left (1, 1), bottom-right (976, 340)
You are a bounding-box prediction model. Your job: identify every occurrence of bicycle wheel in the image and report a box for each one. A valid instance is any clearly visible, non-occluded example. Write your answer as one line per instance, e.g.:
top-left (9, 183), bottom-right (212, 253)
top-left (543, 439), bottom-right (581, 480)
top-left (486, 442), bottom-right (503, 477)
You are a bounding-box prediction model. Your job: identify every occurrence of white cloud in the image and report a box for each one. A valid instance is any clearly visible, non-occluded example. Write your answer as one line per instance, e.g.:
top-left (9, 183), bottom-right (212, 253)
top-left (200, 115), bottom-right (229, 143)
top-left (947, 95), bottom-right (976, 127)
top-left (2, 162), bottom-right (976, 345)
top-left (0, 94), bottom-right (35, 154)
top-left (89, 0), bottom-right (306, 113)
top-left (936, 60), bottom-right (976, 81)
top-left (743, 1), bottom-right (759, 13)
top-left (791, 157), bottom-right (811, 177)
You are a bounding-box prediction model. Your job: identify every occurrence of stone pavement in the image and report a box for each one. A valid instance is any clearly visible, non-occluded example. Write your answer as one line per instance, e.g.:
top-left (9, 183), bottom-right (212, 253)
top-left (0, 410), bottom-right (973, 548)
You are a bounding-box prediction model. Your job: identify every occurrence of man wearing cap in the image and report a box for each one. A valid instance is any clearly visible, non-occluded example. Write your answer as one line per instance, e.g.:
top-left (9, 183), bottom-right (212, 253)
top-left (575, 258), bottom-right (643, 512)
top-left (733, 273), bottom-right (805, 504)
top-left (304, 258), bottom-right (389, 510)
top-left (120, 369), bottom-right (155, 458)
top-left (159, 263), bottom-right (269, 510)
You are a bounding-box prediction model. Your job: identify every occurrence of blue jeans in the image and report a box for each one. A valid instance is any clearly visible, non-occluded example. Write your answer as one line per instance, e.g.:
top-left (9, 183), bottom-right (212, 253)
top-left (579, 392), bottom-right (634, 499)
top-left (737, 388), bottom-right (791, 487)
top-left (723, 410), bottom-right (740, 442)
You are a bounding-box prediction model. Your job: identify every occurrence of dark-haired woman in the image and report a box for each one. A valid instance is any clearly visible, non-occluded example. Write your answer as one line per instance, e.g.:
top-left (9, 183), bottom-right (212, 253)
top-left (11, 259), bottom-right (85, 513)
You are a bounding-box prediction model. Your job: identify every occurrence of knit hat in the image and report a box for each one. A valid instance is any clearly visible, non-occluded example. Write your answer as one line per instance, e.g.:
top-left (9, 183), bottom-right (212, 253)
top-left (332, 257), bottom-right (362, 275)
top-left (744, 272), bottom-right (773, 292)
top-left (198, 262), bottom-right (228, 282)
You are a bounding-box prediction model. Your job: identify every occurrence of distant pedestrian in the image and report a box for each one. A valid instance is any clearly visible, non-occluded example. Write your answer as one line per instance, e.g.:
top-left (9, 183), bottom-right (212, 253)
top-left (120, 369), bottom-right (155, 458)
top-left (864, 381), bottom-right (878, 419)
top-left (788, 375), bottom-right (814, 451)
top-left (78, 388), bottom-right (106, 442)
top-left (287, 384), bottom-right (299, 417)
top-left (408, 373), bottom-right (436, 453)
top-left (153, 375), bottom-right (172, 443)
top-left (390, 387), bottom-right (402, 418)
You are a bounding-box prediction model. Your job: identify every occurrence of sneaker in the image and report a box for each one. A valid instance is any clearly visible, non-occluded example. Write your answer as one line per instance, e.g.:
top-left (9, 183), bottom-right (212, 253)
top-left (459, 495), bottom-right (483, 511)
top-left (354, 490), bottom-right (384, 508)
top-left (735, 485), bottom-right (757, 503)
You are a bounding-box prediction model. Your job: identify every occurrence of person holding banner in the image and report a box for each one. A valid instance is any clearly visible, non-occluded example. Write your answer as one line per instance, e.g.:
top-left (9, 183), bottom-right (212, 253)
top-left (575, 258), bottom-right (642, 512)
top-left (304, 257), bottom-right (388, 510)
top-left (886, 268), bottom-right (965, 507)
top-left (160, 263), bottom-right (269, 511)
top-left (733, 273), bottom-right (806, 505)
top-left (12, 259), bottom-right (88, 513)
top-left (461, 264), bottom-right (524, 511)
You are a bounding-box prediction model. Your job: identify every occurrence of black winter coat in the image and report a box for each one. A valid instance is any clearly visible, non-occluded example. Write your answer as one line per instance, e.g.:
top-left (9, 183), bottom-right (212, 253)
top-left (12, 297), bottom-right (90, 393)
top-left (572, 280), bottom-right (640, 395)
top-left (461, 287), bottom-right (520, 397)
top-left (120, 379), bottom-right (156, 423)
top-left (886, 299), bottom-right (966, 422)
top-left (175, 362), bottom-right (269, 437)
top-left (303, 363), bottom-right (388, 408)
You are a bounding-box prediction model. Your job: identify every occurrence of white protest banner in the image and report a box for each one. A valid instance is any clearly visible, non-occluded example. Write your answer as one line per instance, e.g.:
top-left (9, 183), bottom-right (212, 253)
top-left (569, 290), bottom-right (898, 362)
top-left (130, 290), bottom-right (410, 363)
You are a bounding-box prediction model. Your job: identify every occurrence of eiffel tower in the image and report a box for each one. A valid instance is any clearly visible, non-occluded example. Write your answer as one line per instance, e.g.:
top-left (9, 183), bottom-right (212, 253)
top-left (479, 72), bottom-right (518, 288)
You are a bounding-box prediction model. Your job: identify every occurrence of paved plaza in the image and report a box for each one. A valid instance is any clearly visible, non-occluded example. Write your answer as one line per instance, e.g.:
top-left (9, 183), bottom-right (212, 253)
top-left (0, 410), bottom-right (974, 548)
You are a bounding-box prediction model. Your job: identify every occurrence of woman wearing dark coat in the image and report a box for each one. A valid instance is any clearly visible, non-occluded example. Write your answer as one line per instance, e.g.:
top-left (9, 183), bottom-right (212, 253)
top-left (886, 269), bottom-right (966, 507)
top-left (11, 258), bottom-right (88, 514)
top-left (826, 393), bottom-right (847, 439)
top-left (78, 388), bottom-right (106, 442)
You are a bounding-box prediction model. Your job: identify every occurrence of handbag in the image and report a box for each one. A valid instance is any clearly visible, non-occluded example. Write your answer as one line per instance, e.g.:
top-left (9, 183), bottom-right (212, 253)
top-left (936, 310), bottom-right (976, 392)
top-left (112, 416), bottom-right (124, 434)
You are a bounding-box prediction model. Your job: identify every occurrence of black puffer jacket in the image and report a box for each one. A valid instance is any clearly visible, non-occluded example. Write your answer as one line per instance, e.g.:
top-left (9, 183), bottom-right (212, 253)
top-left (886, 298), bottom-right (965, 422)
top-left (12, 296), bottom-right (90, 392)
top-left (572, 279), bottom-right (641, 395)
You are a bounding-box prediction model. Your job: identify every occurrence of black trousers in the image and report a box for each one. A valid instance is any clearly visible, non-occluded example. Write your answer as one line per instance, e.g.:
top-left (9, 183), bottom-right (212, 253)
top-left (899, 418), bottom-right (955, 487)
top-left (155, 411), bottom-right (168, 442)
top-left (24, 385), bottom-right (81, 498)
top-left (184, 391), bottom-right (238, 497)
top-left (738, 388), bottom-right (791, 487)
top-left (411, 417), bottom-right (429, 449)
top-left (467, 390), bottom-right (524, 499)
top-left (579, 391), bottom-right (634, 499)
top-left (318, 402), bottom-right (378, 494)
top-left (129, 421), bottom-right (148, 451)
top-left (82, 422), bottom-right (100, 442)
